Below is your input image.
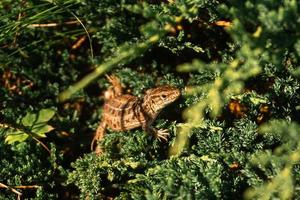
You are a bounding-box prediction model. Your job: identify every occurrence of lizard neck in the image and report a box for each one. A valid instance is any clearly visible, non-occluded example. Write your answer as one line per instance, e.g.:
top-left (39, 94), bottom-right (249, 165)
top-left (141, 97), bottom-right (161, 120)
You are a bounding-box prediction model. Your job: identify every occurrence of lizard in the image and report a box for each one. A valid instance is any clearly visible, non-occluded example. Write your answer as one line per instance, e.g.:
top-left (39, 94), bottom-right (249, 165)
top-left (91, 75), bottom-right (181, 152)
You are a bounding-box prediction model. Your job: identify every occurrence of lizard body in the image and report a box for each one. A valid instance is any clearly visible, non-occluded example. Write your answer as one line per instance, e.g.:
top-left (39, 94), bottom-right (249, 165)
top-left (91, 75), bottom-right (180, 152)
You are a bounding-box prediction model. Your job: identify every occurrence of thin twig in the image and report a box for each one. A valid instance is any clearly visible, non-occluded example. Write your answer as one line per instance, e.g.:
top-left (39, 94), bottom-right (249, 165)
top-left (0, 122), bottom-right (51, 154)
top-left (72, 35), bottom-right (86, 50)
top-left (27, 20), bottom-right (79, 28)
top-left (14, 185), bottom-right (41, 189)
top-left (31, 136), bottom-right (51, 154)
top-left (68, 12), bottom-right (94, 59)
top-left (0, 183), bottom-right (22, 198)
top-left (0, 184), bottom-right (40, 189)
top-left (49, 0), bottom-right (94, 60)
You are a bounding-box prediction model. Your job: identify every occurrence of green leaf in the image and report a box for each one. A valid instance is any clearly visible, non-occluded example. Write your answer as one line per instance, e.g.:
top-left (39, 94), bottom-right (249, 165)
top-left (21, 109), bottom-right (55, 127)
top-left (21, 113), bottom-right (37, 127)
top-left (37, 108), bottom-right (56, 123)
top-left (5, 130), bottom-right (29, 144)
top-left (32, 124), bottom-right (54, 138)
top-left (107, 171), bottom-right (114, 181)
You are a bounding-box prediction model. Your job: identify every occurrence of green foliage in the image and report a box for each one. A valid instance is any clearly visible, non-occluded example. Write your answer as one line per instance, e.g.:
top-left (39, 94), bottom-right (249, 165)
top-left (3, 108), bottom-right (55, 144)
top-left (126, 155), bottom-right (224, 200)
top-left (1, 0), bottom-right (300, 199)
top-left (0, 138), bottom-right (63, 199)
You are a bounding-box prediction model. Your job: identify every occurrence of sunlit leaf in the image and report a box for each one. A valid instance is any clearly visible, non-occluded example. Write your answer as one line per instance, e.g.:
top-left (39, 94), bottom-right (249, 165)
top-left (32, 124), bottom-right (54, 138)
top-left (37, 108), bottom-right (56, 123)
top-left (5, 130), bottom-right (28, 144)
top-left (21, 113), bottom-right (37, 127)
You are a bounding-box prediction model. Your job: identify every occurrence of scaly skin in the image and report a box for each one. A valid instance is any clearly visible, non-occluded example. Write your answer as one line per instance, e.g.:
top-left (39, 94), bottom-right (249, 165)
top-left (91, 75), bottom-right (180, 153)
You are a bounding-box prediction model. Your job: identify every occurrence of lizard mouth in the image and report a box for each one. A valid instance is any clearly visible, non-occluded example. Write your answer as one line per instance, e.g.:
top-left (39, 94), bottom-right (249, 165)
top-left (160, 86), bottom-right (181, 103)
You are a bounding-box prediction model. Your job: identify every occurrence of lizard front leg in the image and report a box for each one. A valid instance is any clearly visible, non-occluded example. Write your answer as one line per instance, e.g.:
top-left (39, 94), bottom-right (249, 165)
top-left (91, 121), bottom-right (107, 153)
top-left (142, 122), bottom-right (169, 142)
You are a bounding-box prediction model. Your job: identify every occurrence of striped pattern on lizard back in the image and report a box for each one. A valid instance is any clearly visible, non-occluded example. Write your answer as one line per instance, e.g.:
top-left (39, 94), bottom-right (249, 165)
top-left (103, 94), bottom-right (147, 131)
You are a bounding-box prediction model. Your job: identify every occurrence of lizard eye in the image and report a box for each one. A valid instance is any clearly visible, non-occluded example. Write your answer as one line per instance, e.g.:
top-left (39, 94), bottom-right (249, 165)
top-left (162, 94), bottom-right (167, 98)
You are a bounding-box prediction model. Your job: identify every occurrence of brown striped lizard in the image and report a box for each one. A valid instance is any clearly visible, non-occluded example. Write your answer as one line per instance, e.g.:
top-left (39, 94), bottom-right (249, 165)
top-left (91, 75), bottom-right (180, 152)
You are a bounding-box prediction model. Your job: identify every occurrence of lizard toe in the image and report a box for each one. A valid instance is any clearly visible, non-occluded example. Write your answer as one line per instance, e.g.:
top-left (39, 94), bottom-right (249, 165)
top-left (157, 129), bottom-right (169, 141)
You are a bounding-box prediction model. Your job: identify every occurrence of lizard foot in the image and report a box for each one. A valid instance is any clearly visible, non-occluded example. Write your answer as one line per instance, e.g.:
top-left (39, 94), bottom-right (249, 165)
top-left (156, 129), bottom-right (169, 142)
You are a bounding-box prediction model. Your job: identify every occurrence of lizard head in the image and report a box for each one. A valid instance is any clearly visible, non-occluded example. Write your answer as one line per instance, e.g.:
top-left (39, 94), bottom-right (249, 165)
top-left (143, 85), bottom-right (181, 112)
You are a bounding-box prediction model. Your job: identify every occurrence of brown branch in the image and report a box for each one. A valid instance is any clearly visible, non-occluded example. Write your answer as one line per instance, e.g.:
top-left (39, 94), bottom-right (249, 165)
top-left (14, 185), bottom-right (41, 189)
top-left (72, 35), bottom-right (87, 50)
top-left (0, 183), bottom-right (40, 189)
top-left (0, 182), bottom-right (22, 198)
